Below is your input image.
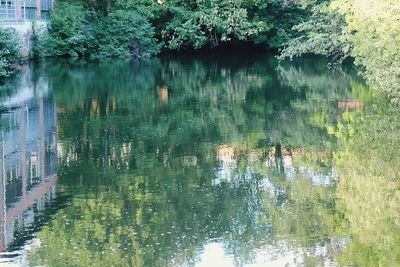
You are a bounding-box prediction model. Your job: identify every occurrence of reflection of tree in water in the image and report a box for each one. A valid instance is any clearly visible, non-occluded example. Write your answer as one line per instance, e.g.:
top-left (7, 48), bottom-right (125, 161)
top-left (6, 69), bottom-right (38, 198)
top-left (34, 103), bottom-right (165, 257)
top-left (334, 99), bottom-right (400, 267)
top-left (26, 55), bottom-right (365, 266)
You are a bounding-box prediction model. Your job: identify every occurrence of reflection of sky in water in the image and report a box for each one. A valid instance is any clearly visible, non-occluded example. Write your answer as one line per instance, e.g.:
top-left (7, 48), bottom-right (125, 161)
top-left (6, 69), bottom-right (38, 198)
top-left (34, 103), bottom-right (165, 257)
top-left (196, 240), bottom-right (343, 267)
top-left (1, 71), bottom-right (50, 108)
top-left (216, 153), bottom-right (335, 189)
top-left (265, 155), bottom-right (335, 186)
top-left (209, 153), bottom-right (340, 266)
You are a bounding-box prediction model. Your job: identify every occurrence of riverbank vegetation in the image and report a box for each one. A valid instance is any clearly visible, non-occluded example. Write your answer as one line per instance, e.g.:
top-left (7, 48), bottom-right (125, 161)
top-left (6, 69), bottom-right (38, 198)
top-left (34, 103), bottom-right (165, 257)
top-left (0, 1), bottom-right (399, 265)
top-left (0, 27), bottom-right (21, 78)
top-left (281, 0), bottom-right (400, 102)
top-left (38, 0), bottom-right (318, 57)
top-left (1, 0), bottom-right (399, 100)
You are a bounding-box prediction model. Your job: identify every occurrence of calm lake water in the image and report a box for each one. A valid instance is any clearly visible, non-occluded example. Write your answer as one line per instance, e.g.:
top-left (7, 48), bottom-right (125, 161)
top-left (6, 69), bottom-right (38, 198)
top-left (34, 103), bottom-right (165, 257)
top-left (0, 54), bottom-right (398, 267)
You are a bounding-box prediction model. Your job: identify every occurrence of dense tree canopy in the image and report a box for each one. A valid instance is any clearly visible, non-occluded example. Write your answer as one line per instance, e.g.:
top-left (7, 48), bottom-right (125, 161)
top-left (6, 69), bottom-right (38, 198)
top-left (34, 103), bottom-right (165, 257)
top-left (37, 0), bottom-right (313, 58)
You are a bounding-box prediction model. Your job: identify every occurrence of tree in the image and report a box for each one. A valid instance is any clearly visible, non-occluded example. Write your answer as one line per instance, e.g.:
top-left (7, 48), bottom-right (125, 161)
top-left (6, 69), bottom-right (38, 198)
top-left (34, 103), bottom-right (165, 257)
top-left (332, 0), bottom-right (400, 102)
top-left (160, 0), bottom-right (270, 50)
top-left (279, 1), bottom-right (349, 62)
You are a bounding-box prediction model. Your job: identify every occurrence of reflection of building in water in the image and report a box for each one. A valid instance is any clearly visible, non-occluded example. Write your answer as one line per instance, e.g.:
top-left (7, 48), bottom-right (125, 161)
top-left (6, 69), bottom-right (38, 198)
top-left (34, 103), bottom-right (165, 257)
top-left (338, 100), bottom-right (364, 110)
top-left (157, 85), bottom-right (169, 103)
top-left (0, 94), bottom-right (57, 253)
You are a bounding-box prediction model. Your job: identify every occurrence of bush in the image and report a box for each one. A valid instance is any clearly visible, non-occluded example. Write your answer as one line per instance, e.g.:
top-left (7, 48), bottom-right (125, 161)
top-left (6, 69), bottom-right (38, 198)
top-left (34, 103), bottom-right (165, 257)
top-left (93, 10), bottom-right (159, 59)
top-left (46, 3), bottom-right (94, 58)
top-left (0, 27), bottom-right (22, 78)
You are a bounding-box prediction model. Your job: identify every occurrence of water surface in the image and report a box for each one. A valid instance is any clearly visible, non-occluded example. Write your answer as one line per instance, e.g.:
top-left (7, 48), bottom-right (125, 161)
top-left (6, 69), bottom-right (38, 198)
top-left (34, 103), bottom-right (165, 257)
top-left (0, 54), bottom-right (397, 267)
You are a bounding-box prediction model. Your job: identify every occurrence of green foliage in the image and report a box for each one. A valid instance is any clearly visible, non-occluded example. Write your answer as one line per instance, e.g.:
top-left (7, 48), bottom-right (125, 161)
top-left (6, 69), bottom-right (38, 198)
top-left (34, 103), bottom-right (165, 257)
top-left (46, 3), bottom-right (94, 58)
top-left (46, 0), bottom-right (320, 54)
top-left (31, 22), bottom-right (50, 58)
top-left (260, 0), bottom-right (310, 48)
top-left (31, 0), bottom-right (400, 102)
top-left (279, 1), bottom-right (349, 62)
top-left (279, 0), bottom-right (400, 100)
top-left (0, 27), bottom-right (22, 78)
top-left (114, 0), bottom-right (163, 19)
top-left (94, 10), bottom-right (159, 59)
top-left (35, 0), bottom-right (400, 100)
top-left (333, 0), bottom-right (400, 102)
top-left (162, 0), bottom-right (270, 49)
top-left (44, 2), bottom-right (159, 59)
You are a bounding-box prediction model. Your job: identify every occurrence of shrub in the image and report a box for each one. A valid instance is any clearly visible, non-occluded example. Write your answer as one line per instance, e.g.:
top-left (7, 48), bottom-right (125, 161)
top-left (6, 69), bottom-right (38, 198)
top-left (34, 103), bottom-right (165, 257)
top-left (46, 3), bottom-right (94, 58)
top-left (0, 27), bottom-right (22, 78)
